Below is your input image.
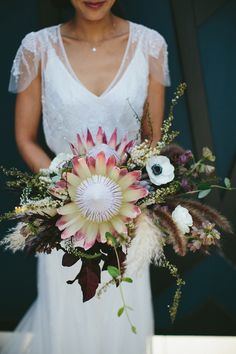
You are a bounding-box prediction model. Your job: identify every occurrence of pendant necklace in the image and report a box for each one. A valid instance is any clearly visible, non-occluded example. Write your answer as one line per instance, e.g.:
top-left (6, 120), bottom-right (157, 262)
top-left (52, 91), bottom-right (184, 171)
top-left (82, 21), bottom-right (116, 53)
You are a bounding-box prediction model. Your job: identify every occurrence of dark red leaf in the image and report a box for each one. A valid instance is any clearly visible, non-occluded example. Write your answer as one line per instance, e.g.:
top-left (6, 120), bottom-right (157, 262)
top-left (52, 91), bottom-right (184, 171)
top-left (62, 253), bottom-right (80, 267)
top-left (78, 261), bottom-right (101, 302)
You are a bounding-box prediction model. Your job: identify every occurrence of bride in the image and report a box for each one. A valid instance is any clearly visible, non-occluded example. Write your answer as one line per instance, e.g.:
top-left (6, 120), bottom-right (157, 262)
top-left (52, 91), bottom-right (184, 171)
top-left (2, 1), bottom-right (170, 353)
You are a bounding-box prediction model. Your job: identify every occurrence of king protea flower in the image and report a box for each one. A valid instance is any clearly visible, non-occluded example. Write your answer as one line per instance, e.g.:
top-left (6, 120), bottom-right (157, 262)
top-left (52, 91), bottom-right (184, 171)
top-left (56, 152), bottom-right (148, 250)
top-left (70, 127), bottom-right (134, 163)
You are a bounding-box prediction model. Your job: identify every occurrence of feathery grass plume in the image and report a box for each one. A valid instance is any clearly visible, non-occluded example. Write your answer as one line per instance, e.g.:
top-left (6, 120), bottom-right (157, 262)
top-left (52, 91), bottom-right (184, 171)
top-left (0, 223), bottom-right (26, 252)
top-left (153, 207), bottom-right (187, 256)
top-left (170, 198), bottom-right (233, 234)
top-left (125, 210), bottom-right (164, 276)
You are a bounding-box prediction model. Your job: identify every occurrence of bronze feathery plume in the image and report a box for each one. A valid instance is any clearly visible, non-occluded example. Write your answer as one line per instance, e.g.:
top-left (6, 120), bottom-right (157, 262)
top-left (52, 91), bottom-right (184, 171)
top-left (168, 198), bottom-right (233, 234)
top-left (153, 207), bottom-right (187, 256)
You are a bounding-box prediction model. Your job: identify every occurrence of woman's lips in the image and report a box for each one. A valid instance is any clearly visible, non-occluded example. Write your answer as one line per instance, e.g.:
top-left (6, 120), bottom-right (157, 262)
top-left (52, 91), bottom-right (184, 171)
top-left (84, 1), bottom-right (106, 10)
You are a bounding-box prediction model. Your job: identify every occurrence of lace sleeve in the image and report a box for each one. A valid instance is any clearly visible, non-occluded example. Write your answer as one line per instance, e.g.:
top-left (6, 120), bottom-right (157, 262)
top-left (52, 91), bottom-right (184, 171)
top-left (147, 30), bottom-right (171, 87)
top-left (8, 32), bottom-right (41, 93)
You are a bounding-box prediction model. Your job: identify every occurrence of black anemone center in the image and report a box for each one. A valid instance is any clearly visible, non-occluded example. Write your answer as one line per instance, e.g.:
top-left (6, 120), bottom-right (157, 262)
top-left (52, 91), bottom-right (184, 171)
top-left (151, 164), bottom-right (163, 176)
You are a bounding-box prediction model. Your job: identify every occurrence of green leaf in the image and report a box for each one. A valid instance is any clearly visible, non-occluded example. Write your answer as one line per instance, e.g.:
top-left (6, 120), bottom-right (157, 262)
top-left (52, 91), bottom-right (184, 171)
top-left (107, 266), bottom-right (120, 278)
top-left (224, 177), bottom-right (231, 189)
top-left (198, 182), bottom-right (211, 190)
top-left (122, 277), bottom-right (133, 283)
top-left (131, 326), bottom-right (137, 334)
top-left (198, 189), bottom-right (211, 199)
top-left (117, 307), bottom-right (124, 317)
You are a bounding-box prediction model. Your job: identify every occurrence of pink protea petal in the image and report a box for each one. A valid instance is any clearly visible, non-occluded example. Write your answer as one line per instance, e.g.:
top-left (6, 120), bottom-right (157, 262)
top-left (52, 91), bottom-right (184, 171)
top-left (119, 204), bottom-right (141, 218)
top-left (69, 143), bottom-right (78, 156)
top-left (108, 166), bottom-right (120, 182)
top-left (86, 156), bottom-right (96, 174)
top-left (99, 223), bottom-right (112, 243)
top-left (108, 128), bottom-right (117, 149)
top-left (72, 157), bottom-right (80, 176)
top-left (110, 217), bottom-right (128, 234)
top-left (106, 155), bottom-right (117, 174)
top-left (120, 153), bottom-right (128, 165)
top-left (48, 187), bottom-right (65, 199)
top-left (76, 133), bottom-right (86, 155)
top-left (96, 127), bottom-right (103, 144)
top-left (75, 158), bottom-right (91, 180)
top-left (67, 185), bottom-right (77, 201)
top-left (125, 140), bottom-right (135, 151)
top-left (116, 133), bottom-right (128, 155)
top-left (56, 180), bottom-right (67, 188)
top-left (95, 151), bottom-right (106, 175)
top-left (86, 129), bottom-right (95, 148)
top-left (66, 172), bottom-right (81, 187)
top-left (74, 230), bottom-right (86, 241)
top-left (122, 185), bottom-right (148, 202)
top-left (119, 168), bottom-right (128, 177)
top-left (102, 132), bottom-right (107, 144)
top-left (61, 219), bottom-right (85, 239)
top-left (57, 202), bottom-right (78, 216)
top-left (118, 170), bottom-right (142, 190)
top-left (56, 213), bottom-right (80, 231)
top-left (83, 223), bottom-right (99, 250)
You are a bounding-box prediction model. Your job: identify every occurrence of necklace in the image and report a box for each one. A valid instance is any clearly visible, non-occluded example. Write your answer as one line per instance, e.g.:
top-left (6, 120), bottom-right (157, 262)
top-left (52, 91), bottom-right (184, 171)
top-left (67, 19), bottom-right (117, 53)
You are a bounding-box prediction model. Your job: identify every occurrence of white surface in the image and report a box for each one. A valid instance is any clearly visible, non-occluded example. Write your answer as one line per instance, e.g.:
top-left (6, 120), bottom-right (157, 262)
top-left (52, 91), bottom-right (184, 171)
top-left (148, 335), bottom-right (236, 354)
top-left (0, 333), bottom-right (11, 350)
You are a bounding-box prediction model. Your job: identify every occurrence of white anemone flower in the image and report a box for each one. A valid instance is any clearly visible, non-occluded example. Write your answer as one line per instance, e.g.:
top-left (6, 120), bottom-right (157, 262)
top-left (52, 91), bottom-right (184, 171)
top-left (172, 205), bottom-right (193, 234)
top-left (146, 155), bottom-right (175, 186)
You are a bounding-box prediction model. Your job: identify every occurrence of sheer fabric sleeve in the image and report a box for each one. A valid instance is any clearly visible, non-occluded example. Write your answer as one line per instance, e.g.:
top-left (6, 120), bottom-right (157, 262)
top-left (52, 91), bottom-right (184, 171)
top-left (8, 32), bottom-right (41, 93)
top-left (147, 30), bottom-right (171, 87)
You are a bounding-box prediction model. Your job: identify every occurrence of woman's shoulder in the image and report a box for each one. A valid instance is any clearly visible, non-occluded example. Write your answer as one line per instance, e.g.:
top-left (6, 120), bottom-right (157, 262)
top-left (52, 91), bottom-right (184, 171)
top-left (130, 21), bottom-right (167, 44)
top-left (19, 25), bottom-right (59, 51)
top-left (130, 21), bottom-right (168, 58)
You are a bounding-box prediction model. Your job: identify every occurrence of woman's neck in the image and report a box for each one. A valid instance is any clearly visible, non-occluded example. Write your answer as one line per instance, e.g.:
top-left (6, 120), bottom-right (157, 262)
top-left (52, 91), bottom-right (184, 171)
top-left (70, 13), bottom-right (116, 42)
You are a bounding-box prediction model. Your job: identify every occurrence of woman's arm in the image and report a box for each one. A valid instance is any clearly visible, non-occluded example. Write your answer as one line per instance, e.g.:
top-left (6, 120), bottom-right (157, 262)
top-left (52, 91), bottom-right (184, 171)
top-left (15, 73), bottom-right (51, 173)
top-left (141, 76), bottom-right (165, 147)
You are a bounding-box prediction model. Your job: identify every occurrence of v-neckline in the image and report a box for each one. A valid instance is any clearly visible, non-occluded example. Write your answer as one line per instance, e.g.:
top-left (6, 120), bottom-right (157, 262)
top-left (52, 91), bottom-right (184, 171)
top-left (57, 21), bottom-right (132, 99)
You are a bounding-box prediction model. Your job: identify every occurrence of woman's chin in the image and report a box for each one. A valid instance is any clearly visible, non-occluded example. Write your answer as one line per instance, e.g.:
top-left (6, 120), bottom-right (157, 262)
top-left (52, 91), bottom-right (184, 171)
top-left (81, 12), bottom-right (110, 22)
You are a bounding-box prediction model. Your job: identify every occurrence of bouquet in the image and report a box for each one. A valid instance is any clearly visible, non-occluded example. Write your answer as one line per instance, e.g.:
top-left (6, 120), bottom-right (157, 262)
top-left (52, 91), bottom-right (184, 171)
top-left (0, 84), bottom-right (234, 333)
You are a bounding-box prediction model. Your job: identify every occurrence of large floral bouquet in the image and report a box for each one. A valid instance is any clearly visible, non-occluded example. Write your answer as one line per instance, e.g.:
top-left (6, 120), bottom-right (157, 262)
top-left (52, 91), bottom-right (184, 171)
top-left (0, 84), bottom-right (234, 333)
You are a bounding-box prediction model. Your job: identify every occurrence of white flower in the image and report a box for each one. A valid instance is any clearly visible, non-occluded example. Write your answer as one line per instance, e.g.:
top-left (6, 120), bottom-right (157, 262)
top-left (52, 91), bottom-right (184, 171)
top-left (172, 205), bottom-right (193, 234)
top-left (40, 153), bottom-right (73, 175)
top-left (50, 153), bottom-right (73, 173)
top-left (146, 155), bottom-right (175, 186)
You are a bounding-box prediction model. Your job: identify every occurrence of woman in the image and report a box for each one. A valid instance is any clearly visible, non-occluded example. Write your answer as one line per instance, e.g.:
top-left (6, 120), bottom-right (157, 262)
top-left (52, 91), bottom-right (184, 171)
top-left (2, 1), bottom-right (170, 353)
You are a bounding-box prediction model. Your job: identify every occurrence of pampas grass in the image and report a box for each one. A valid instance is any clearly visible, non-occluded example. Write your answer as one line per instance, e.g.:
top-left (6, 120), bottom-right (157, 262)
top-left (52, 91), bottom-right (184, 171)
top-left (125, 210), bottom-right (164, 276)
top-left (0, 223), bottom-right (26, 252)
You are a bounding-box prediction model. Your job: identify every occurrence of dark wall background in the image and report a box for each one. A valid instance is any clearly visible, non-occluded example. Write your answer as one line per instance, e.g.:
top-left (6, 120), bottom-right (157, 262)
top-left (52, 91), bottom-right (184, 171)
top-left (0, 0), bottom-right (235, 334)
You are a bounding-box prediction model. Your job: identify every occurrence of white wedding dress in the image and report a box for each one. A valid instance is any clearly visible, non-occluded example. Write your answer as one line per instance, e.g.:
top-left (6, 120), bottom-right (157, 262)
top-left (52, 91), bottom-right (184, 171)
top-left (2, 21), bottom-right (170, 354)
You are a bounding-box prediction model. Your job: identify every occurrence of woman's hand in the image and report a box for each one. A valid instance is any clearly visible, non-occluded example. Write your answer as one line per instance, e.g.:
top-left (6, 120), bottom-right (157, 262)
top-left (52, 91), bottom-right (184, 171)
top-left (15, 72), bottom-right (51, 173)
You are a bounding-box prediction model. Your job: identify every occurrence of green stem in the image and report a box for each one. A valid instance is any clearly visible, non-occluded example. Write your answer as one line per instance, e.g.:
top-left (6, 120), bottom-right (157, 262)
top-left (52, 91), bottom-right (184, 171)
top-left (114, 247), bottom-right (137, 334)
top-left (179, 185), bottom-right (235, 197)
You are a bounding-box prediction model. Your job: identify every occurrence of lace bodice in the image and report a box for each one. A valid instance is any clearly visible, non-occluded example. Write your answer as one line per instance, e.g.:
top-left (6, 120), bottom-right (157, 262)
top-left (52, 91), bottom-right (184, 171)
top-left (9, 21), bottom-right (170, 155)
